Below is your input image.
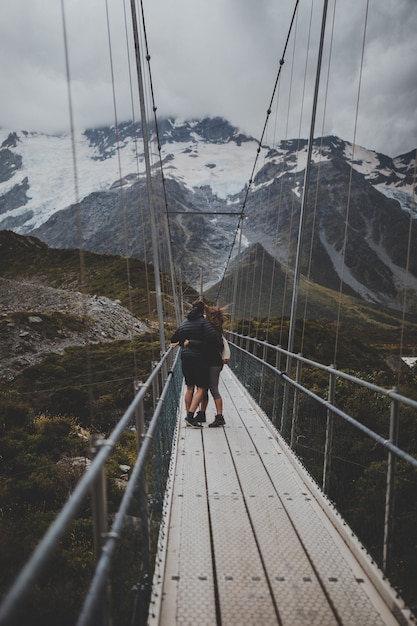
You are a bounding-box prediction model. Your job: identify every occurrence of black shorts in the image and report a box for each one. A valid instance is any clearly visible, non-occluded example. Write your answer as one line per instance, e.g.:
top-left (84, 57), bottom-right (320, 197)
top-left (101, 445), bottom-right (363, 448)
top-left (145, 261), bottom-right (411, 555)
top-left (181, 356), bottom-right (209, 388)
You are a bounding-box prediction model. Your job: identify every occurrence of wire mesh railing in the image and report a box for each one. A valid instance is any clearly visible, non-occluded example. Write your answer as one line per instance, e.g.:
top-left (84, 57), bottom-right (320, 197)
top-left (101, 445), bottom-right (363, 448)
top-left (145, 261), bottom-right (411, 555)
top-left (0, 348), bottom-right (182, 626)
top-left (227, 331), bottom-right (417, 616)
top-left (3, 336), bottom-right (417, 623)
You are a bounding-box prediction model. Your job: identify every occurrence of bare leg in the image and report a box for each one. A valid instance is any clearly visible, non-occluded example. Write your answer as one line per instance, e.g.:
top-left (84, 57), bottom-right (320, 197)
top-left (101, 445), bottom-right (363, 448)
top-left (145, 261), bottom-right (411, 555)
top-left (200, 391), bottom-right (209, 414)
top-left (189, 387), bottom-right (207, 414)
top-left (185, 385), bottom-right (195, 412)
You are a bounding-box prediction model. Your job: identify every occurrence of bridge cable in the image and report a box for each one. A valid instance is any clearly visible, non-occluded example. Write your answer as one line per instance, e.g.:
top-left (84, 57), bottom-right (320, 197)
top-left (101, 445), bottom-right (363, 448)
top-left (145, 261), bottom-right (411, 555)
top-left (60, 0), bottom-right (95, 423)
top-left (215, 0), bottom-right (300, 311)
top-left (299, 0), bottom-right (337, 356)
top-left (122, 0), bottom-right (157, 352)
top-left (397, 153), bottom-right (417, 387)
top-left (333, 0), bottom-right (369, 366)
top-left (104, 0), bottom-right (142, 380)
top-left (137, 0), bottom-right (184, 325)
top-left (282, 0), bottom-right (315, 351)
top-left (262, 2), bottom-right (301, 344)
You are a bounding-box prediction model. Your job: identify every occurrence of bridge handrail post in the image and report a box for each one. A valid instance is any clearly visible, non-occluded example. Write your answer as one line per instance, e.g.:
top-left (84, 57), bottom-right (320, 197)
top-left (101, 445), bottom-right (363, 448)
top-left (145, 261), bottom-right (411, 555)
top-left (152, 360), bottom-right (160, 410)
top-left (134, 380), bottom-right (146, 452)
top-left (90, 436), bottom-right (111, 626)
top-left (259, 343), bottom-right (268, 406)
top-left (290, 355), bottom-right (303, 449)
top-left (322, 365), bottom-right (336, 495)
top-left (272, 346), bottom-right (282, 423)
top-left (383, 389), bottom-right (399, 576)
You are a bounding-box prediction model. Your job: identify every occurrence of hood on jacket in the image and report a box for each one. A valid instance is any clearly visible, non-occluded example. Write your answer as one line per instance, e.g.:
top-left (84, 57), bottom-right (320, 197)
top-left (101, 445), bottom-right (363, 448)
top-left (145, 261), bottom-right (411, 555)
top-left (187, 305), bottom-right (204, 321)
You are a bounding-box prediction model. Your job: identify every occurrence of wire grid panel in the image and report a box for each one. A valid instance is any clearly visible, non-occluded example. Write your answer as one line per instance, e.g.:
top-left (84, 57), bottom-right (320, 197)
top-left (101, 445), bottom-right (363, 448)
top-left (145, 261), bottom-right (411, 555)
top-left (223, 367), bottom-right (410, 626)
top-left (157, 420), bottom-right (217, 626)
top-left (150, 367), bottom-right (413, 626)
top-left (221, 375), bottom-right (338, 625)
top-left (204, 428), bottom-right (279, 625)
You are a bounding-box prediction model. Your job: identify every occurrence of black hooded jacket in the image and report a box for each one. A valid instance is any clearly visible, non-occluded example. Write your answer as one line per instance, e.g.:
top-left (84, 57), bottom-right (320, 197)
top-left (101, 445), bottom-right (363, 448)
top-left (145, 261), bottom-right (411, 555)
top-left (171, 306), bottom-right (222, 360)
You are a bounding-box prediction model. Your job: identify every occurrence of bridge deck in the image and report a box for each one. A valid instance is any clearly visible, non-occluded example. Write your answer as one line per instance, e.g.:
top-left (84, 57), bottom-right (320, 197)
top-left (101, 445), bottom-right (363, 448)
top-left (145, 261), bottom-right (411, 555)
top-left (148, 367), bottom-right (411, 625)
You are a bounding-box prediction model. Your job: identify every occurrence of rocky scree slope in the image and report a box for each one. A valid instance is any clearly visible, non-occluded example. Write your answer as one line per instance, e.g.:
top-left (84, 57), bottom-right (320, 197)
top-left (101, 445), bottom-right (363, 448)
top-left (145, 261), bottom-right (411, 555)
top-left (0, 277), bottom-right (149, 382)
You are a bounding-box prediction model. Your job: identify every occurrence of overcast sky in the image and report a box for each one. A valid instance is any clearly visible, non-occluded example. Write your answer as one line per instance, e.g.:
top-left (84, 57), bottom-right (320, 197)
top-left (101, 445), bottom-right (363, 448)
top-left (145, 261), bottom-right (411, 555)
top-left (1, 0), bottom-right (416, 157)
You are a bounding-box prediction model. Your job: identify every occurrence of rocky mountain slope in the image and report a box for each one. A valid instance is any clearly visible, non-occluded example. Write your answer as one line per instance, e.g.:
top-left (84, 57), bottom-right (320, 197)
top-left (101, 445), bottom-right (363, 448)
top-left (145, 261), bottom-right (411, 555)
top-left (0, 231), bottom-right (153, 382)
top-left (0, 117), bottom-right (416, 312)
top-left (0, 277), bottom-right (149, 382)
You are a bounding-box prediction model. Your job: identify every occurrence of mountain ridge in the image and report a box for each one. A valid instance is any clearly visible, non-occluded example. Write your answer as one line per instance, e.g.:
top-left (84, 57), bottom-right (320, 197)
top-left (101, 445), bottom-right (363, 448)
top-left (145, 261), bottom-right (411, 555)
top-left (0, 117), bottom-right (416, 313)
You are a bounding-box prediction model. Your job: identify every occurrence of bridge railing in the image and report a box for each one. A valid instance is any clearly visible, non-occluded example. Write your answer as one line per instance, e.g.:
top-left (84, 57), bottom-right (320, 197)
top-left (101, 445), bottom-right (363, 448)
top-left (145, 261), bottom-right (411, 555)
top-left (0, 348), bottom-right (183, 626)
top-left (227, 331), bottom-right (417, 614)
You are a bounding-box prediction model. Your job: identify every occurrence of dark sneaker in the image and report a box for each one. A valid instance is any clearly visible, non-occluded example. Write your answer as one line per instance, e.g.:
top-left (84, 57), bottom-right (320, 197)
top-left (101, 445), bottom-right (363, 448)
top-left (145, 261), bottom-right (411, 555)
top-left (194, 411), bottom-right (206, 423)
top-left (185, 416), bottom-right (203, 428)
top-left (209, 415), bottom-right (225, 428)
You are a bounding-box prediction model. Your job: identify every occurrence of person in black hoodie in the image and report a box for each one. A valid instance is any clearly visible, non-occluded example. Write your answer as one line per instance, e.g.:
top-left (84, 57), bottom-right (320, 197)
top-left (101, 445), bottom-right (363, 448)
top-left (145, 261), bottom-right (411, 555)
top-left (170, 300), bottom-right (223, 428)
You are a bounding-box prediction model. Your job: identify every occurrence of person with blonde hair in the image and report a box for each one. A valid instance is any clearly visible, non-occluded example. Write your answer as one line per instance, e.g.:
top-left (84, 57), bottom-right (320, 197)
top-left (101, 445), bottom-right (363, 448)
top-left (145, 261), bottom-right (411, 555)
top-left (195, 305), bottom-right (228, 428)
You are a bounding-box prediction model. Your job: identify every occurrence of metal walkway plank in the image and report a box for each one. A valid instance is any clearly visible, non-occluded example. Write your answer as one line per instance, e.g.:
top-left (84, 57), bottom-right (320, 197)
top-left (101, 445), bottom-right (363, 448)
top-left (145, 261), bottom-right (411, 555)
top-left (149, 367), bottom-right (413, 626)
top-left (157, 426), bottom-right (217, 626)
top-left (204, 428), bottom-right (279, 625)
top-left (220, 377), bottom-right (337, 625)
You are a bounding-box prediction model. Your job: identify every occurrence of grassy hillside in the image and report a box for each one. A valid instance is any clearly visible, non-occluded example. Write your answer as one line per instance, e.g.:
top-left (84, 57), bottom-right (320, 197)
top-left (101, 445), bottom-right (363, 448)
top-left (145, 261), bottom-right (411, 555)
top-left (1, 229), bottom-right (181, 319)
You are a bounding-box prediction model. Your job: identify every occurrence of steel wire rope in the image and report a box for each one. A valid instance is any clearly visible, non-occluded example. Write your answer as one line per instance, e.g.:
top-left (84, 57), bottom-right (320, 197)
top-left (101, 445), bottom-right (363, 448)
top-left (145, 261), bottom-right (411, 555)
top-left (333, 0), bottom-right (369, 366)
top-left (247, 106), bottom-right (277, 335)
top-left (263, 1), bottom-right (312, 346)
top-left (299, 0), bottom-right (337, 355)
top-left (282, 0), bottom-right (316, 358)
top-left (129, 0), bottom-right (168, 352)
top-left (253, 109), bottom-right (281, 336)
top-left (277, 7), bottom-right (300, 347)
top-left (397, 153), bottom-right (417, 387)
top-left (247, 241), bottom-right (260, 337)
top-left (104, 0), bottom-right (141, 382)
top-left (263, 80), bottom-right (285, 343)
top-left (137, 0), bottom-right (182, 325)
top-left (292, 0), bottom-right (316, 354)
top-left (60, 0), bottom-right (95, 423)
top-left (215, 0), bottom-right (300, 316)
top-left (255, 246), bottom-right (266, 329)
top-left (122, 0), bottom-right (156, 350)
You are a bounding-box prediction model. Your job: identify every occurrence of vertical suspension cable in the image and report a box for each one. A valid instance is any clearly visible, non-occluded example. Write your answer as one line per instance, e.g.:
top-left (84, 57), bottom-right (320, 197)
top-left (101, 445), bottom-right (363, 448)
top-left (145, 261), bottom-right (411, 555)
top-left (397, 153), bottom-right (417, 387)
top-left (279, 6), bottom-right (300, 344)
top-left (104, 0), bottom-right (140, 380)
top-left (300, 0), bottom-right (337, 355)
top-left (122, 0), bottom-right (156, 359)
top-left (60, 0), bottom-right (95, 422)
top-left (333, 0), bottom-right (369, 366)
top-left (129, 0), bottom-right (166, 352)
top-left (138, 0), bottom-right (182, 325)
top-left (287, 0), bottom-right (330, 359)
top-left (216, 0), bottom-right (300, 325)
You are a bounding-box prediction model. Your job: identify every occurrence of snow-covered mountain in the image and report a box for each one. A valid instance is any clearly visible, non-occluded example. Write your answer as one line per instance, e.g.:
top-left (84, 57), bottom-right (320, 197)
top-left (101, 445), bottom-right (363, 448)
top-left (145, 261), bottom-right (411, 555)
top-left (0, 117), bottom-right (416, 312)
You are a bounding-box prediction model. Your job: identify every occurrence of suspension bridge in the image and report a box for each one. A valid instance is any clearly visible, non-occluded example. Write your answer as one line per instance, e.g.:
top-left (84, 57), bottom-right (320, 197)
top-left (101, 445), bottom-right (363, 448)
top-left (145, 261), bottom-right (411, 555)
top-left (1, 0), bottom-right (417, 625)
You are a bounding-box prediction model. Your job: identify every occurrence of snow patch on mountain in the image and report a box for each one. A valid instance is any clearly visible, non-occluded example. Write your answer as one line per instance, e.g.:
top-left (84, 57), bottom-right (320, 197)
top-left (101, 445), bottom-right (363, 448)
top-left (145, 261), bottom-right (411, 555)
top-left (160, 138), bottom-right (262, 198)
top-left (0, 123), bottom-right (265, 231)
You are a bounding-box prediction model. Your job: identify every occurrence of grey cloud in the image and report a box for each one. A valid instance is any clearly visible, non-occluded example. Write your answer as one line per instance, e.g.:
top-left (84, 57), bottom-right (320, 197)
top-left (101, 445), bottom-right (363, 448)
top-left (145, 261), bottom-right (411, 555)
top-left (0, 0), bottom-right (415, 157)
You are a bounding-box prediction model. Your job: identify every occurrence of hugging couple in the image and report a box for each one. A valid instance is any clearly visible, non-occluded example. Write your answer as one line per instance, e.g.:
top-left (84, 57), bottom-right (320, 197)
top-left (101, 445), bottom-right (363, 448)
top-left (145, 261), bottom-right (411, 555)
top-left (170, 300), bottom-right (229, 428)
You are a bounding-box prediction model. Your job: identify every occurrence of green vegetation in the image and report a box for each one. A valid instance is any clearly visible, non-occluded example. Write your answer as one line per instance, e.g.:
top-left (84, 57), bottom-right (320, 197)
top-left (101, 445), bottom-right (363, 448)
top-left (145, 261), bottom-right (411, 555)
top-left (0, 230), bottom-right (158, 317)
top-left (2, 230), bottom-right (417, 619)
top-left (232, 315), bottom-right (417, 376)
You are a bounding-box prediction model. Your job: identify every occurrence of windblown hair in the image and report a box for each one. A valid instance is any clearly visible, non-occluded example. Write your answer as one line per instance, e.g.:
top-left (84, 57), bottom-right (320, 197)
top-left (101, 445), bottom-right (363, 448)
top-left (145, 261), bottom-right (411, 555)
top-left (206, 306), bottom-right (226, 334)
